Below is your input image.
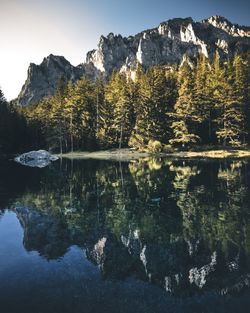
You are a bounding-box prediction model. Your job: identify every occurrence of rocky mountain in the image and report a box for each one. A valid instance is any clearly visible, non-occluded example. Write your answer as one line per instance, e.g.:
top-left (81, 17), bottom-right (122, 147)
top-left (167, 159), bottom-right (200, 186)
top-left (86, 15), bottom-right (250, 75)
top-left (16, 54), bottom-right (97, 106)
top-left (16, 15), bottom-right (250, 106)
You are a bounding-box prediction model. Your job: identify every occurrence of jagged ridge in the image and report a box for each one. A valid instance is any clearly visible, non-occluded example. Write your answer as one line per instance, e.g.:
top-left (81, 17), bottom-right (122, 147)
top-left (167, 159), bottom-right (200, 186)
top-left (16, 16), bottom-right (250, 106)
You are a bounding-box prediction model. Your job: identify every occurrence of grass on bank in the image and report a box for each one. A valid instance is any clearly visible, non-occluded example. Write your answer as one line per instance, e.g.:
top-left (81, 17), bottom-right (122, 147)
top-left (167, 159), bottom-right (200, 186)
top-left (58, 146), bottom-right (250, 160)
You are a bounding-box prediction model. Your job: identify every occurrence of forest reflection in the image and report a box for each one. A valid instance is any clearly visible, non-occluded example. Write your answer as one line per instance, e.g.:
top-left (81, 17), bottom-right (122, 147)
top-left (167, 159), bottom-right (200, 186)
top-left (1, 157), bottom-right (250, 295)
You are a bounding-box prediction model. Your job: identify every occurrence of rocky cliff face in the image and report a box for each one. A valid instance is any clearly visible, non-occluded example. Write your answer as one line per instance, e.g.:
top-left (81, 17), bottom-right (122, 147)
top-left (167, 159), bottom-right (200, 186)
top-left (16, 15), bottom-right (250, 106)
top-left (16, 54), bottom-right (85, 106)
top-left (86, 15), bottom-right (250, 76)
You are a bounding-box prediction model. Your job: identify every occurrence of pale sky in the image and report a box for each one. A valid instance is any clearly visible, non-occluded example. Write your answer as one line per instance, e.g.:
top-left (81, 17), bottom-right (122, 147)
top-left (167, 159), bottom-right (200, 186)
top-left (0, 0), bottom-right (249, 100)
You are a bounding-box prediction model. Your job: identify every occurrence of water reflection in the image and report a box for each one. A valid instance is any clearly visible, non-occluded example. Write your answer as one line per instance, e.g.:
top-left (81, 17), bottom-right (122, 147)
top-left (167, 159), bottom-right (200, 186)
top-left (1, 157), bottom-right (250, 299)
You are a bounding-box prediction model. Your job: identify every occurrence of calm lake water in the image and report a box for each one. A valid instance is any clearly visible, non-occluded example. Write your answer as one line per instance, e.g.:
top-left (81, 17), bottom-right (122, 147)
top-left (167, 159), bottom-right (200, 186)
top-left (0, 157), bottom-right (250, 313)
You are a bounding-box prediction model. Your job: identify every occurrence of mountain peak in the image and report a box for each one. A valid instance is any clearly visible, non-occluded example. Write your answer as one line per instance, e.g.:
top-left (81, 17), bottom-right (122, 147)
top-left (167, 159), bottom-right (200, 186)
top-left (203, 15), bottom-right (232, 27)
top-left (203, 15), bottom-right (250, 37)
top-left (207, 15), bottom-right (231, 23)
top-left (16, 55), bottom-right (86, 106)
top-left (16, 16), bottom-right (250, 106)
top-left (42, 54), bottom-right (70, 65)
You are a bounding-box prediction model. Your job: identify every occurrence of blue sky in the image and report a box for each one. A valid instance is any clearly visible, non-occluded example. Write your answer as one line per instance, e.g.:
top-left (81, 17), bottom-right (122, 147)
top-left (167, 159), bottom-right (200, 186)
top-left (0, 0), bottom-right (249, 100)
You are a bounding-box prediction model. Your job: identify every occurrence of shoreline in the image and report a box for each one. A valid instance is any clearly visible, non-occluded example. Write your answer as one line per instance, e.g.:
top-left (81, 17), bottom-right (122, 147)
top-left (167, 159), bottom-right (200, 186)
top-left (57, 148), bottom-right (250, 161)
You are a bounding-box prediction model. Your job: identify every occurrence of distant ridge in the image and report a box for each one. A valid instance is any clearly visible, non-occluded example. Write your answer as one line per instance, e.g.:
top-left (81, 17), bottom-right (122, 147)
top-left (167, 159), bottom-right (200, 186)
top-left (16, 16), bottom-right (250, 106)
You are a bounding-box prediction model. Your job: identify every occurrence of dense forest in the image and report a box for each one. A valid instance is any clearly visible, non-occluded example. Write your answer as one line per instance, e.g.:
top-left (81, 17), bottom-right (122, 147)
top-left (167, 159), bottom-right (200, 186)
top-left (0, 89), bottom-right (31, 154)
top-left (1, 51), bottom-right (250, 154)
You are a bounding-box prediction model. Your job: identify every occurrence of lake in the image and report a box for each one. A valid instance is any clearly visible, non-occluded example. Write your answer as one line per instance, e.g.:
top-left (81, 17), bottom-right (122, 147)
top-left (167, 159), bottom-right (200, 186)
top-left (0, 157), bottom-right (250, 313)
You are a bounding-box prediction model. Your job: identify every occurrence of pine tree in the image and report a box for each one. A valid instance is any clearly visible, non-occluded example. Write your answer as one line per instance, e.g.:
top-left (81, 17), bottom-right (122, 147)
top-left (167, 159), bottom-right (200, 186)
top-left (95, 76), bottom-right (115, 148)
top-left (103, 72), bottom-right (135, 148)
top-left (64, 82), bottom-right (75, 152)
top-left (207, 51), bottom-right (228, 146)
top-left (131, 65), bottom-right (170, 149)
top-left (215, 55), bottom-right (246, 146)
top-left (0, 89), bottom-right (9, 152)
top-left (114, 75), bottom-right (136, 149)
top-left (233, 54), bottom-right (248, 144)
top-left (170, 61), bottom-right (200, 148)
top-left (67, 77), bottom-right (96, 150)
top-left (193, 55), bottom-right (214, 143)
top-left (244, 52), bottom-right (250, 143)
top-left (95, 76), bottom-right (105, 146)
top-left (0, 88), bottom-right (29, 153)
top-left (26, 98), bottom-right (52, 149)
top-left (49, 77), bottom-right (69, 154)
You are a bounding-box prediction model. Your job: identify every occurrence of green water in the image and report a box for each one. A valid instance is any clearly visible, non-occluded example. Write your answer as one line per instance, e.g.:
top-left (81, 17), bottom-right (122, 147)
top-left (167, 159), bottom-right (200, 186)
top-left (0, 157), bottom-right (250, 313)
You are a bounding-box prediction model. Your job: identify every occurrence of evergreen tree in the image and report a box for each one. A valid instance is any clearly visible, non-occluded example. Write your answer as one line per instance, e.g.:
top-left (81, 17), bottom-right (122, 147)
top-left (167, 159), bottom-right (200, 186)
top-left (100, 72), bottom-right (135, 148)
top-left (215, 55), bottom-right (246, 146)
top-left (96, 74), bottom-right (116, 148)
top-left (233, 54), bottom-right (248, 144)
top-left (131, 65), bottom-right (170, 149)
top-left (67, 77), bottom-right (96, 150)
top-left (95, 76), bottom-right (105, 146)
top-left (0, 88), bottom-right (29, 153)
top-left (170, 61), bottom-right (200, 148)
top-left (64, 82), bottom-right (75, 152)
top-left (0, 89), bottom-right (10, 152)
top-left (244, 52), bottom-right (250, 143)
top-left (207, 51), bottom-right (229, 145)
top-left (50, 77), bottom-right (69, 153)
top-left (193, 55), bottom-right (214, 143)
top-left (112, 74), bottom-right (136, 149)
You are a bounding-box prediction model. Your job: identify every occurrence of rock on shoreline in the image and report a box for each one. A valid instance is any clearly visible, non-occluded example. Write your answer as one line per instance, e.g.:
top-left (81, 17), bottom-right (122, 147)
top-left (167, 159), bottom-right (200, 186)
top-left (14, 150), bottom-right (59, 168)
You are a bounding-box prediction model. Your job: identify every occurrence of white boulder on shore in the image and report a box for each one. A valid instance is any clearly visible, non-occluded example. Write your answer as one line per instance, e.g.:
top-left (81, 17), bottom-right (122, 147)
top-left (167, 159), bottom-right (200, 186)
top-left (14, 150), bottom-right (59, 168)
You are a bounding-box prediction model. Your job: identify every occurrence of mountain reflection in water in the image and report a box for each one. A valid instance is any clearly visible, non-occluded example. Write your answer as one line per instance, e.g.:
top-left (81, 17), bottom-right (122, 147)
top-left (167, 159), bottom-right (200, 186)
top-left (0, 157), bottom-right (250, 313)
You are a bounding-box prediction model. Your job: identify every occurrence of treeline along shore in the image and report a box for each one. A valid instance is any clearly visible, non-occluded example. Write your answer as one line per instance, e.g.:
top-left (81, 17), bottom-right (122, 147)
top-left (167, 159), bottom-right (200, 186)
top-left (1, 52), bottom-right (250, 156)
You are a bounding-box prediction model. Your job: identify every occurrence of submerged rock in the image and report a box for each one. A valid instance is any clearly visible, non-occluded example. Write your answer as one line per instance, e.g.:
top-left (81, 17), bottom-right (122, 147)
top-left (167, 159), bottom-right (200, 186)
top-left (14, 150), bottom-right (59, 168)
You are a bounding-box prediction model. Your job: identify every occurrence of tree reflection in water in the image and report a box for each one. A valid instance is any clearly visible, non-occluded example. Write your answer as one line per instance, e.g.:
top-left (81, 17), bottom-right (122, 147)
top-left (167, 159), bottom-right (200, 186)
top-left (1, 157), bottom-right (250, 297)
